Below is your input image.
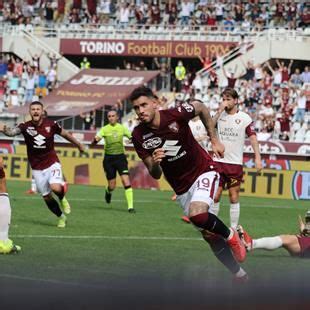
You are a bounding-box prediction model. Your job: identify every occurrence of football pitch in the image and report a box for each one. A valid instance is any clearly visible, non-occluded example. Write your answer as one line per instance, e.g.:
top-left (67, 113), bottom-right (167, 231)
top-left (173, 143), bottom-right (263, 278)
top-left (1, 180), bottom-right (309, 309)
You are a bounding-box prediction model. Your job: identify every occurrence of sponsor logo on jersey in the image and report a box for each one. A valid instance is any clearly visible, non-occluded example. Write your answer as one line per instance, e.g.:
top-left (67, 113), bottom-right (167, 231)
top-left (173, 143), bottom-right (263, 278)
top-left (26, 128), bottom-right (38, 136)
top-left (142, 132), bottom-right (154, 139)
top-left (45, 126), bottom-right (51, 133)
top-left (162, 140), bottom-right (181, 156)
top-left (33, 134), bottom-right (46, 148)
top-left (142, 137), bottom-right (162, 149)
top-left (168, 122), bottom-right (179, 133)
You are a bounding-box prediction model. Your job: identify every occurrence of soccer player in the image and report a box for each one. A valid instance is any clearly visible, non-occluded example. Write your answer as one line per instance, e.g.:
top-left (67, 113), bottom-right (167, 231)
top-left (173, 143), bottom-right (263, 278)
top-left (0, 156), bottom-right (21, 254)
top-left (0, 101), bottom-right (86, 228)
top-left (129, 86), bottom-right (248, 281)
top-left (238, 211), bottom-right (310, 258)
top-left (91, 110), bottom-right (134, 213)
top-left (210, 88), bottom-right (262, 229)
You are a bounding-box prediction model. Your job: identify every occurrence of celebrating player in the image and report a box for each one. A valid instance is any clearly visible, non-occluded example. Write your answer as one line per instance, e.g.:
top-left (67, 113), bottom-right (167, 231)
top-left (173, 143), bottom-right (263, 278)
top-left (0, 101), bottom-right (86, 228)
top-left (0, 157), bottom-right (21, 254)
top-left (210, 88), bottom-right (262, 228)
top-left (238, 211), bottom-right (310, 258)
top-left (91, 110), bottom-right (134, 212)
top-left (130, 86), bottom-right (248, 281)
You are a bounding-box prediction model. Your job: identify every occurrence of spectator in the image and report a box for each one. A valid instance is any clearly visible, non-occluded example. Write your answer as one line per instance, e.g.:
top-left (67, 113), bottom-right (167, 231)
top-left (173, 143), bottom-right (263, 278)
top-left (80, 111), bottom-right (94, 130)
top-left (35, 71), bottom-right (48, 98)
top-left (174, 60), bottom-right (186, 92)
top-left (28, 49), bottom-right (43, 71)
top-left (80, 57), bottom-right (91, 69)
top-left (24, 70), bottom-right (36, 104)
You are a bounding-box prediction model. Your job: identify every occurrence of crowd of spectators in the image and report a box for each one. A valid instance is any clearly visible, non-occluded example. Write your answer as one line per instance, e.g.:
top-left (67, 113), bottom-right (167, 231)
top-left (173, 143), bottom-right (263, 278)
top-left (0, 52), bottom-right (60, 111)
top-left (0, 1), bottom-right (309, 31)
top-left (152, 57), bottom-right (310, 143)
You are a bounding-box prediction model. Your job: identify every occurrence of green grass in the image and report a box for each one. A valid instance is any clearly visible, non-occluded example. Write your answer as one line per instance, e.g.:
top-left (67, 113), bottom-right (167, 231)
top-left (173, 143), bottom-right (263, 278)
top-left (1, 180), bottom-right (309, 287)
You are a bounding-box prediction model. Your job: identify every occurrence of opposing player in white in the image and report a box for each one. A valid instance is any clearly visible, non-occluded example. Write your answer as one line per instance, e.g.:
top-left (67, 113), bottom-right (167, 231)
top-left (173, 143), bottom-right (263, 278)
top-left (0, 157), bottom-right (21, 254)
top-left (210, 88), bottom-right (262, 228)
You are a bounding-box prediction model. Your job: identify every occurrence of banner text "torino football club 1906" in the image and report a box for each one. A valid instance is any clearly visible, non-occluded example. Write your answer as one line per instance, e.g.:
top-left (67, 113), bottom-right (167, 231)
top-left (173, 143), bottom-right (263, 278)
top-left (60, 39), bottom-right (234, 58)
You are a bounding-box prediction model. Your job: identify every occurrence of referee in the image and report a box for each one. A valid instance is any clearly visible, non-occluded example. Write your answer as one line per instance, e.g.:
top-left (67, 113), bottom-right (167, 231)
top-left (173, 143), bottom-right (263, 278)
top-left (91, 110), bottom-right (134, 213)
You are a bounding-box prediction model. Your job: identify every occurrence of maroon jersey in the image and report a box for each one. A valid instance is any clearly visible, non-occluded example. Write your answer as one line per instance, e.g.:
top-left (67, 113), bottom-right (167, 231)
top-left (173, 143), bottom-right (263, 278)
top-left (132, 103), bottom-right (218, 195)
top-left (18, 119), bottom-right (62, 170)
top-left (297, 235), bottom-right (310, 258)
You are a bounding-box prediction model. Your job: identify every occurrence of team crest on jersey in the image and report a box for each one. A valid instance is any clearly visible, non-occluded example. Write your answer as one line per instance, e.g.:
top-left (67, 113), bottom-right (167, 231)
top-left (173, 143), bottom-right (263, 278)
top-left (235, 119), bottom-right (241, 124)
top-left (142, 137), bottom-right (162, 149)
top-left (45, 126), bottom-right (51, 133)
top-left (26, 128), bottom-right (38, 136)
top-left (168, 122), bottom-right (179, 133)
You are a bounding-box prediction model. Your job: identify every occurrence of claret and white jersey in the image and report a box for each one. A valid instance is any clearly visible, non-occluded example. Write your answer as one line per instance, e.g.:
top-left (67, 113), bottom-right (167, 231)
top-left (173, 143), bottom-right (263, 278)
top-left (132, 103), bottom-right (218, 195)
top-left (214, 110), bottom-right (256, 165)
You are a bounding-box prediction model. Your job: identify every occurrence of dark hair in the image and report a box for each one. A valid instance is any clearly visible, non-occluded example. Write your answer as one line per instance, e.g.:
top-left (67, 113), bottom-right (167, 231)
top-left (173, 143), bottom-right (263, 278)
top-left (129, 86), bottom-right (158, 102)
top-left (221, 88), bottom-right (239, 99)
top-left (107, 109), bottom-right (118, 116)
top-left (30, 101), bottom-right (43, 108)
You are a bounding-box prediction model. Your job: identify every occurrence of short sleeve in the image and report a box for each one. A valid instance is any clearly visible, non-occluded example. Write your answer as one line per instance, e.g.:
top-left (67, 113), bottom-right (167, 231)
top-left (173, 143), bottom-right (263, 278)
top-left (169, 102), bottom-right (196, 123)
top-left (132, 132), bottom-right (151, 161)
top-left (246, 122), bottom-right (256, 137)
top-left (123, 125), bottom-right (132, 139)
top-left (53, 121), bottom-right (62, 135)
top-left (18, 123), bottom-right (26, 133)
top-left (96, 127), bottom-right (105, 138)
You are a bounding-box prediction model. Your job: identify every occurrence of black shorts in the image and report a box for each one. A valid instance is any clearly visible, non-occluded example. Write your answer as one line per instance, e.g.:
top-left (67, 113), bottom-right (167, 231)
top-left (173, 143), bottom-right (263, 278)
top-left (103, 154), bottom-right (129, 180)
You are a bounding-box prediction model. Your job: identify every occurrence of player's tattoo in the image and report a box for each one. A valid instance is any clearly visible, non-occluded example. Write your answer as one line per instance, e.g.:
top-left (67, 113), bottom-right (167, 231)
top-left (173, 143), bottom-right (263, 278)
top-left (2, 126), bottom-right (21, 137)
top-left (200, 111), bottom-right (217, 141)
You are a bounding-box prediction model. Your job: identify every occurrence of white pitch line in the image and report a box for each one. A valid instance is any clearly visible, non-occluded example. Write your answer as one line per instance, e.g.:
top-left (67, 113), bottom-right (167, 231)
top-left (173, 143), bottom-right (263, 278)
top-left (11, 234), bottom-right (203, 241)
top-left (11, 196), bottom-right (304, 209)
top-left (0, 273), bottom-right (106, 289)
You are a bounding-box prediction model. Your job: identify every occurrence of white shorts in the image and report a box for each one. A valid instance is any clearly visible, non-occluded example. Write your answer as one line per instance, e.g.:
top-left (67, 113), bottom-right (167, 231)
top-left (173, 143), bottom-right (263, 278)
top-left (32, 162), bottom-right (64, 196)
top-left (176, 171), bottom-right (219, 217)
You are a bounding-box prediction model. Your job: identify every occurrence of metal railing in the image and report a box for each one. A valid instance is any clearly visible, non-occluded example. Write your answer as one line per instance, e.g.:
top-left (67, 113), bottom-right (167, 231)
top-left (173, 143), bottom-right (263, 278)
top-left (22, 29), bottom-right (79, 76)
top-left (1, 23), bottom-right (309, 42)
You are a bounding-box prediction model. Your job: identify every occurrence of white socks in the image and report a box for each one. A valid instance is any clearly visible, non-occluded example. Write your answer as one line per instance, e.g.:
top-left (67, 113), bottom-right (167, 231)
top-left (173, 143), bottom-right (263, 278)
top-left (253, 236), bottom-right (283, 250)
top-left (31, 177), bottom-right (37, 192)
top-left (0, 194), bottom-right (11, 242)
top-left (230, 203), bottom-right (240, 229)
top-left (210, 202), bottom-right (220, 216)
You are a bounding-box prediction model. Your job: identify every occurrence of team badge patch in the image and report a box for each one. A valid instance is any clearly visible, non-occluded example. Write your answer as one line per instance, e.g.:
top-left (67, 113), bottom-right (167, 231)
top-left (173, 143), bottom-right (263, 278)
top-left (235, 119), bottom-right (241, 124)
top-left (168, 122), bottom-right (179, 133)
top-left (45, 126), bottom-right (51, 133)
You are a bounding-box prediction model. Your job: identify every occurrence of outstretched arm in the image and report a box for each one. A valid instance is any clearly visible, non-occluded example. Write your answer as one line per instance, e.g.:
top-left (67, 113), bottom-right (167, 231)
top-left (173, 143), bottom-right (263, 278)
top-left (0, 123), bottom-right (21, 137)
top-left (60, 129), bottom-right (86, 153)
top-left (191, 100), bottom-right (224, 158)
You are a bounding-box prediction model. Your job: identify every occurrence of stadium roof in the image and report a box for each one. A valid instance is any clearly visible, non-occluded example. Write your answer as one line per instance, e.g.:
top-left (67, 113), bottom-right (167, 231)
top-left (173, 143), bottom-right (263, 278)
top-left (9, 69), bottom-right (159, 116)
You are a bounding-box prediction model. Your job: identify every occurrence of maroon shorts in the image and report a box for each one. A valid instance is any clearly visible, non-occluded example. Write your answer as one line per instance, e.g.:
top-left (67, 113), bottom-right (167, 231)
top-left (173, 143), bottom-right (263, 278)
top-left (218, 163), bottom-right (243, 189)
top-left (297, 236), bottom-right (310, 258)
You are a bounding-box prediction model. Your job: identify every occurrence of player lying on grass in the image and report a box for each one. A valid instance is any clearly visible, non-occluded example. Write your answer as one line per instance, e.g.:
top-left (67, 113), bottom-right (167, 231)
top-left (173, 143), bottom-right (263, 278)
top-left (238, 211), bottom-right (310, 258)
top-left (0, 157), bottom-right (21, 254)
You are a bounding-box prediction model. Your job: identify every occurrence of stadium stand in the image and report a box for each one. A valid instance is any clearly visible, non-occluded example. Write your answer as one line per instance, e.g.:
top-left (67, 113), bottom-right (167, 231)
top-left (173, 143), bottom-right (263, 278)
top-left (0, 0), bottom-right (309, 142)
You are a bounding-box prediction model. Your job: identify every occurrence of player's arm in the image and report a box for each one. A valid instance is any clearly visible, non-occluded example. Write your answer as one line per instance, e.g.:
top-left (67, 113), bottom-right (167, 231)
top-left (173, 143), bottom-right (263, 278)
top-left (191, 100), bottom-right (224, 158)
top-left (60, 129), bottom-right (86, 153)
top-left (90, 135), bottom-right (101, 146)
top-left (142, 149), bottom-right (164, 179)
top-left (212, 102), bottom-right (227, 126)
top-left (0, 123), bottom-right (21, 136)
top-left (298, 215), bottom-right (305, 234)
top-left (249, 134), bottom-right (262, 172)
